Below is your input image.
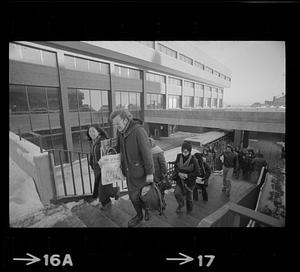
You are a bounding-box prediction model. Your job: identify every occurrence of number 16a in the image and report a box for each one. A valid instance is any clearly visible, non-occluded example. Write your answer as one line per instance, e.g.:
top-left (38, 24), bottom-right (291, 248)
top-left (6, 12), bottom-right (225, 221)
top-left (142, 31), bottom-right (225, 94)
top-left (198, 255), bottom-right (215, 267)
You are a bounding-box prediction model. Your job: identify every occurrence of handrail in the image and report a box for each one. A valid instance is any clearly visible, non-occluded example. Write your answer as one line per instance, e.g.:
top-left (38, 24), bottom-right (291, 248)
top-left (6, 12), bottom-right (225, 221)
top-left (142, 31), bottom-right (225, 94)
top-left (198, 200), bottom-right (283, 227)
top-left (228, 202), bottom-right (283, 227)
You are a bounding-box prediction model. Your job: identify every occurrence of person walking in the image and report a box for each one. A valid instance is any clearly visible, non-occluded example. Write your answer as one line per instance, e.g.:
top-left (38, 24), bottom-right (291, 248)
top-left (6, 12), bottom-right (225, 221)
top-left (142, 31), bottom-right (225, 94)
top-left (220, 145), bottom-right (237, 197)
top-left (173, 142), bottom-right (200, 213)
top-left (193, 153), bottom-right (211, 202)
top-left (149, 137), bottom-right (168, 210)
top-left (110, 109), bottom-right (154, 227)
top-left (87, 125), bottom-right (120, 209)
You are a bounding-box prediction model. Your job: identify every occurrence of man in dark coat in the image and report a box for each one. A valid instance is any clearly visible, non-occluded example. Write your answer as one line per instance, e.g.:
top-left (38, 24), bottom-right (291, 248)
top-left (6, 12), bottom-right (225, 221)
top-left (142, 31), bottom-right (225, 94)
top-left (193, 153), bottom-right (211, 202)
top-left (173, 142), bottom-right (200, 213)
top-left (110, 109), bottom-right (154, 227)
top-left (221, 145), bottom-right (237, 197)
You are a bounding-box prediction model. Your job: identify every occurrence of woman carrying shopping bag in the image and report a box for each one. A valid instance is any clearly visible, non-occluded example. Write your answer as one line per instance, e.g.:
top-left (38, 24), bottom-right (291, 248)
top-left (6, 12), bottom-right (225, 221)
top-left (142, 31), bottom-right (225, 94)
top-left (87, 125), bottom-right (120, 209)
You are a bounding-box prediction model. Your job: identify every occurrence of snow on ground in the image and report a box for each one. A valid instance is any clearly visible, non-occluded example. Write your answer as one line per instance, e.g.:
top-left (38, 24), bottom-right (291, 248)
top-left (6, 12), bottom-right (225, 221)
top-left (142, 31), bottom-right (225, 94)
top-left (9, 157), bottom-right (44, 224)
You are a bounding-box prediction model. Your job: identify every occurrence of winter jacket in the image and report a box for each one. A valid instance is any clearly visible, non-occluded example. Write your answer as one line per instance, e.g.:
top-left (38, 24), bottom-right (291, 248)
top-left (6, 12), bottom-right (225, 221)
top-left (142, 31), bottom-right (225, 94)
top-left (151, 145), bottom-right (167, 183)
top-left (252, 157), bottom-right (267, 172)
top-left (117, 118), bottom-right (154, 193)
top-left (173, 153), bottom-right (200, 190)
top-left (88, 134), bottom-right (107, 172)
top-left (222, 150), bottom-right (237, 168)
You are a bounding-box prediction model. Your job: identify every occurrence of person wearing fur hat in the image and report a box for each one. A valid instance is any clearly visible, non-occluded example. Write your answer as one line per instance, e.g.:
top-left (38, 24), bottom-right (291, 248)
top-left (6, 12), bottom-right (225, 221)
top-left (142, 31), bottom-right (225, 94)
top-left (220, 145), bottom-right (238, 197)
top-left (173, 142), bottom-right (200, 213)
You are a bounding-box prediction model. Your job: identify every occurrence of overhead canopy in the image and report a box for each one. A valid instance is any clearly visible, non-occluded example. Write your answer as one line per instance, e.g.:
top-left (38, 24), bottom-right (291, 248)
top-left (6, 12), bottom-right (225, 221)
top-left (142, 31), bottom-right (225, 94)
top-left (184, 131), bottom-right (228, 147)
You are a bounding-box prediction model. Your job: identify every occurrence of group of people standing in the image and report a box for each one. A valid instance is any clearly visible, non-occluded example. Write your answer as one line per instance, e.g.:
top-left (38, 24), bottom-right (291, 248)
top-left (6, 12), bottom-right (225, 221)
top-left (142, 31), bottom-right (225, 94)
top-left (86, 108), bottom-right (268, 227)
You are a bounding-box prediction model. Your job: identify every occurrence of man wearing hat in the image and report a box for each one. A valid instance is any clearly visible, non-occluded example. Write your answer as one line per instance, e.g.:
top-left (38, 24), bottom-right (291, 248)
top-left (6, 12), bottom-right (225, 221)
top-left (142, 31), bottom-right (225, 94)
top-left (220, 145), bottom-right (238, 197)
top-left (172, 142), bottom-right (200, 213)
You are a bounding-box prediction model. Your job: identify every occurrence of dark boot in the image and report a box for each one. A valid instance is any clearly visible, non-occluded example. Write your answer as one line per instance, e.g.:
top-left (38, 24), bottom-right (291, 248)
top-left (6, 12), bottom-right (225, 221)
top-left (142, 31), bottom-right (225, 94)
top-left (128, 213), bottom-right (143, 227)
top-left (144, 209), bottom-right (151, 221)
top-left (186, 201), bottom-right (193, 214)
top-left (202, 188), bottom-right (208, 202)
top-left (176, 204), bottom-right (184, 213)
top-left (114, 186), bottom-right (120, 200)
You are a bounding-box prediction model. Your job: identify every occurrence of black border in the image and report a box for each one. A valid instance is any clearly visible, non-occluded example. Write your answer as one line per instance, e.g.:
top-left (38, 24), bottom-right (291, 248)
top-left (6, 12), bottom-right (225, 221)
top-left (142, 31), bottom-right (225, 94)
top-left (6, 1), bottom-right (298, 271)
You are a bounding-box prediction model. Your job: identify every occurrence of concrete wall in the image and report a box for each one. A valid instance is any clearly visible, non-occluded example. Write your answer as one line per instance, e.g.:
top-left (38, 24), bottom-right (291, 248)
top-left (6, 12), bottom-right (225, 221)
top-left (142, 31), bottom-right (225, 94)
top-left (9, 131), bottom-right (57, 205)
top-left (144, 109), bottom-right (285, 133)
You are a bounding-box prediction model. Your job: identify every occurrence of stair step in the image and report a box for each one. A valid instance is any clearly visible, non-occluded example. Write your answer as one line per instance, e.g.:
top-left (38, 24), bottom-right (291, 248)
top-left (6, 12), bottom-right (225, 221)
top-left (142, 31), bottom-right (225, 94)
top-left (117, 197), bottom-right (171, 227)
top-left (71, 203), bottom-right (119, 228)
top-left (100, 200), bottom-right (133, 227)
top-left (162, 191), bottom-right (201, 227)
top-left (52, 214), bottom-right (87, 228)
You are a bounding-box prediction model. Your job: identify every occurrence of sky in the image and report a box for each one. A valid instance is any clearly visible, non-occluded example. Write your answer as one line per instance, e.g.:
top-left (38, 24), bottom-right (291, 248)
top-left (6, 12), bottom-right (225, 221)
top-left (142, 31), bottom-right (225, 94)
top-left (194, 41), bottom-right (285, 106)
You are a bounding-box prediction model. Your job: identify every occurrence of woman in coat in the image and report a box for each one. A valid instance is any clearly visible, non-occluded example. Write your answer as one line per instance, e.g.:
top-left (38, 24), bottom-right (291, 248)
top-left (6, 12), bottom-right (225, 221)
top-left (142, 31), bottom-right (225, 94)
top-left (173, 142), bottom-right (200, 213)
top-left (193, 153), bottom-right (211, 202)
top-left (87, 125), bottom-right (120, 209)
top-left (149, 137), bottom-right (168, 208)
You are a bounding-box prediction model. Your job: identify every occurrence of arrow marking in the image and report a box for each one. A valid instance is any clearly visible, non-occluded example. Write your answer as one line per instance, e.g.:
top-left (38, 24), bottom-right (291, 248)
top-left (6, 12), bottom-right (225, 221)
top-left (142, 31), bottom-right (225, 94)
top-left (13, 253), bottom-right (41, 266)
top-left (166, 252), bottom-right (194, 265)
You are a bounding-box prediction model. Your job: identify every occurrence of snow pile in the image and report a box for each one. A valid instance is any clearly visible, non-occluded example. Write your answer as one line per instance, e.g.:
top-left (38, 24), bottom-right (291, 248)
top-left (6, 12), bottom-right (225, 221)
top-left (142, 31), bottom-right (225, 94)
top-left (9, 157), bottom-right (44, 224)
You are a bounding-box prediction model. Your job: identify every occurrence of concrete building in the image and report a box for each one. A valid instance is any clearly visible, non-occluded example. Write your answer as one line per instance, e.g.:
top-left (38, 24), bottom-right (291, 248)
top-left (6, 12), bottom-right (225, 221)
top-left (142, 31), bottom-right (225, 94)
top-left (9, 41), bottom-right (232, 154)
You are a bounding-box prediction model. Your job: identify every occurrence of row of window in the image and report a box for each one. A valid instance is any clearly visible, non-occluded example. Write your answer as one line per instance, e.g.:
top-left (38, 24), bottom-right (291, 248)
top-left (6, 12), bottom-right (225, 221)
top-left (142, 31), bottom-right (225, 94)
top-left (9, 43), bottom-right (57, 67)
top-left (64, 55), bottom-right (110, 75)
top-left (68, 88), bottom-right (109, 112)
top-left (10, 85), bottom-right (60, 114)
top-left (155, 42), bottom-right (231, 82)
top-left (115, 91), bottom-right (141, 110)
top-left (114, 65), bottom-right (142, 80)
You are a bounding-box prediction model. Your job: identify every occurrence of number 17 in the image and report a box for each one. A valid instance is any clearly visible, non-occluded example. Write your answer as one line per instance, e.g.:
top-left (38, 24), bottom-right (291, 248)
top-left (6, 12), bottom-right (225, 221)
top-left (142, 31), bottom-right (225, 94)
top-left (198, 255), bottom-right (215, 267)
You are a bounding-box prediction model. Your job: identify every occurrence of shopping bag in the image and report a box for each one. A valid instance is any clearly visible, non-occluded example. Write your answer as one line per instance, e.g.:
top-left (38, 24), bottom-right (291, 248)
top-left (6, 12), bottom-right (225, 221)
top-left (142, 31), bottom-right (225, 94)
top-left (99, 153), bottom-right (125, 185)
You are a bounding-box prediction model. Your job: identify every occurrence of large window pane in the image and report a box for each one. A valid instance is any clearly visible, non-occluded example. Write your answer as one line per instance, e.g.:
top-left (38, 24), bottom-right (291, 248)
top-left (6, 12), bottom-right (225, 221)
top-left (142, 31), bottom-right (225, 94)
top-left (115, 92), bottom-right (121, 109)
top-left (31, 113), bottom-right (50, 131)
top-left (78, 89), bottom-right (91, 112)
top-left (89, 60), bottom-right (101, 73)
top-left (9, 85), bottom-right (29, 113)
top-left (10, 114), bottom-right (31, 133)
top-left (46, 87), bottom-right (60, 112)
top-left (100, 63), bottom-right (109, 75)
top-left (146, 94), bottom-right (151, 109)
top-left (9, 43), bottom-right (22, 61)
top-left (101, 91), bottom-right (109, 110)
top-left (121, 92), bottom-right (129, 108)
top-left (91, 111), bottom-right (101, 125)
top-left (21, 46), bottom-right (42, 65)
top-left (76, 57), bottom-right (89, 71)
top-left (49, 113), bottom-right (61, 129)
top-left (129, 92), bottom-right (137, 109)
top-left (68, 89), bottom-right (78, 111)
top-left (27, 86), bottom-right (47, 113)
top-left (136, 93), bottom-right (141, 109)
top-left (90, 90), bottom-right (102, 111)
top-left (41, 50), bottom-right (57, 67)
top-left (65, 55), bottom-right (76, 70)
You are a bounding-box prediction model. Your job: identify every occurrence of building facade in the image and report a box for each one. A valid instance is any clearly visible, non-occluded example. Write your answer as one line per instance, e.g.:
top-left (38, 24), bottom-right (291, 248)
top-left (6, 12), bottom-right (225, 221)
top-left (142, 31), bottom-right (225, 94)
top-left (9, 41), bottom-right (231, 154)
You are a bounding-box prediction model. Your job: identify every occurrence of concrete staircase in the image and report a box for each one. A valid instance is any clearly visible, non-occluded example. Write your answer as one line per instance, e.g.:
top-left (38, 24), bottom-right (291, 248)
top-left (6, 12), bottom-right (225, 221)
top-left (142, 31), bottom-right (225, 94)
top-left (10, 189), bottom-right (207, 228)
top-left (10, 175), bottom-right (254, 228)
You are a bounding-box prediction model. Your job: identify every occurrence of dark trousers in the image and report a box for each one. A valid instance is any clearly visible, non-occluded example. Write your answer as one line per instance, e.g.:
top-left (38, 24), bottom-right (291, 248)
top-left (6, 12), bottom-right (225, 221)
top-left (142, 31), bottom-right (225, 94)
top-left (174, 184), bottom-right (195, 212)
top-left (93, 169), bottom-right (116, 206)
top-left (193, 183), bottom-right (208, 201)
top-left (128, 189), bottom-right (144, 217)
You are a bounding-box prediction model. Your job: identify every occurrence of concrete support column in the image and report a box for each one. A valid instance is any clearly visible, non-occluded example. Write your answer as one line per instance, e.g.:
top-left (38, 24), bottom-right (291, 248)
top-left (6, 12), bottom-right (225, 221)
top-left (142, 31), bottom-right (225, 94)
top-left (165, 76), bottom-right (169, 109)
top-left (243, 130), bottom-right (250, 148)
top-left (141, 70), bottom-right (146, 122)
top-left (234, 130), bottom-right (243, 148)
top-left (56, 51), bottom-right (73, 152)
top-left (109, 63), bottom-right (117, 138)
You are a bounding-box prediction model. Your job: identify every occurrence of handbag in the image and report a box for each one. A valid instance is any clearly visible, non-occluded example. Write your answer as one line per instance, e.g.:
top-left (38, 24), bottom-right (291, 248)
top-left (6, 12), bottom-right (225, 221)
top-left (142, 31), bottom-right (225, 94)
top-left (157, 175), bottom-right (172, 192)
